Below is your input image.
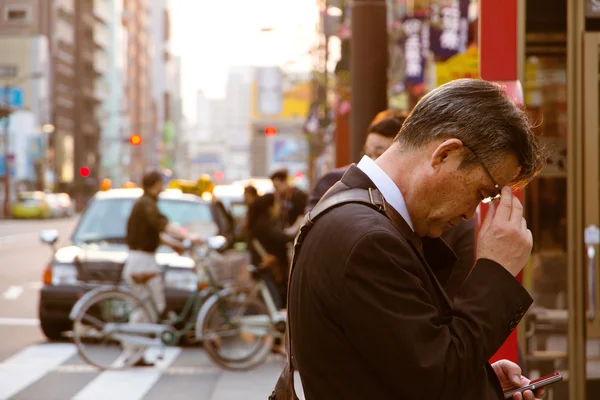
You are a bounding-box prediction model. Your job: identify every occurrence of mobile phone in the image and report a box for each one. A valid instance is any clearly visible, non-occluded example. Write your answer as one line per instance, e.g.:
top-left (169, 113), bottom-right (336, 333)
top-left (503, 371), bottom-right (563, 399)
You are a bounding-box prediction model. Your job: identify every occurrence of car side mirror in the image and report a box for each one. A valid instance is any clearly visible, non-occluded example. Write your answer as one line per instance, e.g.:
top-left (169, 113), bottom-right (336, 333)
top-left (40, 229), bottom-right (59, 246)
top-left (206, 235), bottom-right (227, 251)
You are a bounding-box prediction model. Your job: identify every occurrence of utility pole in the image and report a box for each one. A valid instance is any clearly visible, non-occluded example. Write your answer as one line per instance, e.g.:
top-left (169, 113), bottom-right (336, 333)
top-left (350, 0), bottom-right (388, 163)
top-left (308, 0), bottom-right (331, 188)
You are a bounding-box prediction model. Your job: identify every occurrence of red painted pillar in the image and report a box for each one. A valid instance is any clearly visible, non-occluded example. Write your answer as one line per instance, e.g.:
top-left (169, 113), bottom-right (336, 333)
top-left (478, 0), bottom-right (522, 365)
top-left (334, 102), bottom-right (351, 168)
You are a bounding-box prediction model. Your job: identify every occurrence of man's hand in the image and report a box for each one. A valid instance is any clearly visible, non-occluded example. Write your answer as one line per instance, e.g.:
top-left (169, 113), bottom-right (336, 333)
top-left (492, 360), bottom-right (545, 400)
top-left (187, 233), bottom-right (205, 246)
top-left (477, 186), bottom-right (533, 277)
top-left (170, 242), bottom-right (185, 255)
top-left (160, 232), bottom-right (186, 255)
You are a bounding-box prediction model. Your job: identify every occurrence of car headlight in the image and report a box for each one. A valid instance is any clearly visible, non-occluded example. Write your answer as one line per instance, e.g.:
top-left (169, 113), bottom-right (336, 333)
top-left (52, 264), bottom-right (78, 285)
top-left (164, 268), bottom-right (197, 291)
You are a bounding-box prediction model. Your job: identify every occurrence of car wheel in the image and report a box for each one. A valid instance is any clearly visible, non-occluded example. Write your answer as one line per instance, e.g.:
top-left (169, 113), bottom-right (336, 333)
top-left (39, 318), bottom-right (67, 341)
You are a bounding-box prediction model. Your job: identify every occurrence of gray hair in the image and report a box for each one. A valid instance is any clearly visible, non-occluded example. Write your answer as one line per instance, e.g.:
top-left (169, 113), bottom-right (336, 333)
top-left (395, 79), bottom-right (546, 189)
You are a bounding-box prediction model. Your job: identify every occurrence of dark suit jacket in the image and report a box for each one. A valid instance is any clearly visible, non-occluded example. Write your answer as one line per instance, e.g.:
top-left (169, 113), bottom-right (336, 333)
top-left (289, 165), bottom-right (533, 400)
top-left (306, 164), bottom-right (477, 299)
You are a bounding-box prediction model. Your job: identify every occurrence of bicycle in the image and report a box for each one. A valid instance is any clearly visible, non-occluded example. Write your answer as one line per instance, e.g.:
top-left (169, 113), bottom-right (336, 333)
top-left (195, 261), bottom-right (287, 371)
top-left (68, 236), bottom-right (227, 370)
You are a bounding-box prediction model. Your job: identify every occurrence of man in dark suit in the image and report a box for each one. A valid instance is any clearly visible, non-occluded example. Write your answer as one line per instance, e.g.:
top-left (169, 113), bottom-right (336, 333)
top-left (306, 115), bottom-right (476, 299)
top-left (288, 79), bottom-right (546, 400)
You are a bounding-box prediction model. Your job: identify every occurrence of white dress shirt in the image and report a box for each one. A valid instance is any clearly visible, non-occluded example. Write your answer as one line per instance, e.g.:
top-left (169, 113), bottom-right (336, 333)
top-left (357, 155), bottom-right (414, 231)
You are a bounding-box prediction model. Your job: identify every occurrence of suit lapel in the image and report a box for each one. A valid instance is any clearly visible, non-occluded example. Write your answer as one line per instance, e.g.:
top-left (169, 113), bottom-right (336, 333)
top-left (383, 206), bottom-right (453, 309)
top-left (339, 165), bottom-right (454, 309)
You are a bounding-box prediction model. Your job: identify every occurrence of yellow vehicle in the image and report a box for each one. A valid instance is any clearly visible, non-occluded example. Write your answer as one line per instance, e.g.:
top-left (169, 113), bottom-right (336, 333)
top-left (168, 175), bottom-right (214, 197)
top-left (11, 191), bottom-right (52, 219)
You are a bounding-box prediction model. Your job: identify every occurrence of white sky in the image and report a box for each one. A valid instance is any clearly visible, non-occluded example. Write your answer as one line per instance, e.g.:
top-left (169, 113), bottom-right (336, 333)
top-left (169, 0), bottom-right (321, 122)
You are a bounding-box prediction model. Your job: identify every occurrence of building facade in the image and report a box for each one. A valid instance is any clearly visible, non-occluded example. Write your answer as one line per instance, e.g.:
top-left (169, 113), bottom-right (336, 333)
top-left (149, 0), bottom-right (169, 170)
top-left (99, 0), bottom-right (128, 186)
top-left (122, 0), bottom-right (152, 183)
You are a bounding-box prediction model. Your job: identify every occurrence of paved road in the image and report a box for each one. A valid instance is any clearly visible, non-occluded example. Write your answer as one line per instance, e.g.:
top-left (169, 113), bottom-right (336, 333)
top-left (0, 217), bottom-right (295, 400)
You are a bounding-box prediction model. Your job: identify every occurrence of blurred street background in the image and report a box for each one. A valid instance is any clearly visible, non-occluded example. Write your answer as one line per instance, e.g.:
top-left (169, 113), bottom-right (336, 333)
top-left (1, 0), bottom-right (600, 399)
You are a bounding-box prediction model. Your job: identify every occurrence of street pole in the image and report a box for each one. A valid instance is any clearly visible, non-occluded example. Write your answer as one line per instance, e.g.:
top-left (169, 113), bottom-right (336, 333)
top-left (309, 0), bottom-right (331, 188)
top-left (3, 84), bottom-right (11, 218)
top-left (350, 0), bottom-right (388, 163)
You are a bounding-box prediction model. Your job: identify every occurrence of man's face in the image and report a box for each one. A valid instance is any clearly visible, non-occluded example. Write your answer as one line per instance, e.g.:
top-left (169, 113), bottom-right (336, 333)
top-left (410, 141), bottom-right (519, 238)
top-left (272, 179), bottom-right (288, 195)
top-left (364, 133), bottom-right (393, 160)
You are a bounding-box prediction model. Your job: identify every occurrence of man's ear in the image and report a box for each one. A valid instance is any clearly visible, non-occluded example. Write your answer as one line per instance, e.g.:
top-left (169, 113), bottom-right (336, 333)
top-left (430, 139), bottom-right (464, 169)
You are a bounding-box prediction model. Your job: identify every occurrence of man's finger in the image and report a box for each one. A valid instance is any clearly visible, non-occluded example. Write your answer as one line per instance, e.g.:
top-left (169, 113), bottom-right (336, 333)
top-left (509, 192), bottom-right (524, 223)
top-left (504, 362), bottom-right (522, 386)
top-left (494, 186), bottom-right (514, 221)
top-left (479, 202), bottom-right (496, 236)
top-left (522, 389), bottom-right (536, 400)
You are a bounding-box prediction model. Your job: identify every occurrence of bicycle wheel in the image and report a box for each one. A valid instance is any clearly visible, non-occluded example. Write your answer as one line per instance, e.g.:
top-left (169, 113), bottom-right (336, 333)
top-left (200, 294), bottom-right (274, 371)
top-left (72, 289), bottom-right (154, 370)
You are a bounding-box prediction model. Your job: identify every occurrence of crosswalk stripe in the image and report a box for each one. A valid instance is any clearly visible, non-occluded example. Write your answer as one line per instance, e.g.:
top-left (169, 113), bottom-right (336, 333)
top-left (0, 343), bottom-right (77, 400)
top-left (2, 286), bottom-right (24, 300)
top-left (72, 347), bottom-right (182, 400)
top-left (0, 317), bottom-right (39, 326)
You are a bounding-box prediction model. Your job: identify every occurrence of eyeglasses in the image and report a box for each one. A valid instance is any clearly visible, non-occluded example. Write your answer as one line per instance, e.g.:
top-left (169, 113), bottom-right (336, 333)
top-left (463, 145), bottom-right (501, 204)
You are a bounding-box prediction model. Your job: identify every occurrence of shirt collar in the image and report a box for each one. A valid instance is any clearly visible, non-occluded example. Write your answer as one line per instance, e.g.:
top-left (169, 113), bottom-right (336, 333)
top-left (357, 155), bottom-right (414, 231)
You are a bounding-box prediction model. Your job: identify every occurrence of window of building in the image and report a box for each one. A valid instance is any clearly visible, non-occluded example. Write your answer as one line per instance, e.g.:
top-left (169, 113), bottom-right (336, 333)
top-left (3, 5), bottom-right (32, 24)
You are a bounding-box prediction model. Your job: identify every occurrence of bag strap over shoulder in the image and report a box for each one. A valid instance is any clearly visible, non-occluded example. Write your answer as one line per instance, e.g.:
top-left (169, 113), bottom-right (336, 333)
top-left (269, 187), bottom-right (386, 400)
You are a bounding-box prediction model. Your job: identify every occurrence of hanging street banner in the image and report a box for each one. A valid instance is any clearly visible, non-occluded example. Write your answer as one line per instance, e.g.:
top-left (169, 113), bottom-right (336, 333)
top-left (400, 14), bottom-right (429, 85)
top-left (429, 0), bottom-right (471, 60)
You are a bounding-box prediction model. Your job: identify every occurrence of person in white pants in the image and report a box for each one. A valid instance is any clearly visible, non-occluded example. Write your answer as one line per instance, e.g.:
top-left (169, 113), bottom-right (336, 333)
top-left (122, 170), bottom-right (200, 367)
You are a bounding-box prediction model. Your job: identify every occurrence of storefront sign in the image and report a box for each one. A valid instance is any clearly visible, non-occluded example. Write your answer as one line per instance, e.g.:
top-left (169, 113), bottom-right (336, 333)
top-left (430, 0), bottom-right (470, 60)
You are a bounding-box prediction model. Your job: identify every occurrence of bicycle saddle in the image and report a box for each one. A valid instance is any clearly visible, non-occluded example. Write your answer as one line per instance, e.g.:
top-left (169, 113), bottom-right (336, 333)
top-left (130, 271), bottom-right (159, 284)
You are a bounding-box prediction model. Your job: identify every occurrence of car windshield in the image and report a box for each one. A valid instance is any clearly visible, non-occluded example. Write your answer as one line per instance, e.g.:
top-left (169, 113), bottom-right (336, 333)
top-left (72, 197), bottom-right (214, 243)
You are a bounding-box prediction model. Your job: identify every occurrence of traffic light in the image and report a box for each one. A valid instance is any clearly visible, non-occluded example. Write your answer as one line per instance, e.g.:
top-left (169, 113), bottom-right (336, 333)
top-left (264, 126), bottom-right (277, 136)
top-left (129, 134), bottom-right (142, 145)
top-left (79, 167), bottom-right (90, 177)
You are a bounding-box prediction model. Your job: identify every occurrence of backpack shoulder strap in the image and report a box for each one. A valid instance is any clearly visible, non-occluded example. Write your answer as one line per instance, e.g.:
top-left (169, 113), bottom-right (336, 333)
top-left (302, 187), bottom-right (386, 234)
top-left (270, 187), bottom-right (386, 400)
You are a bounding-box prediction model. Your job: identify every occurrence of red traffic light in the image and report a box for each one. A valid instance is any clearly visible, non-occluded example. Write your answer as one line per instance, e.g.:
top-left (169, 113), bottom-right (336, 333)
top-left (130, 134), bottom-right (142, 145)
top-left (264, 126), bottom-right (277, 136)
top-left (79, 167), bottom-right (90, 177)
top-left (214, 171), bottom-right (224, 181)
